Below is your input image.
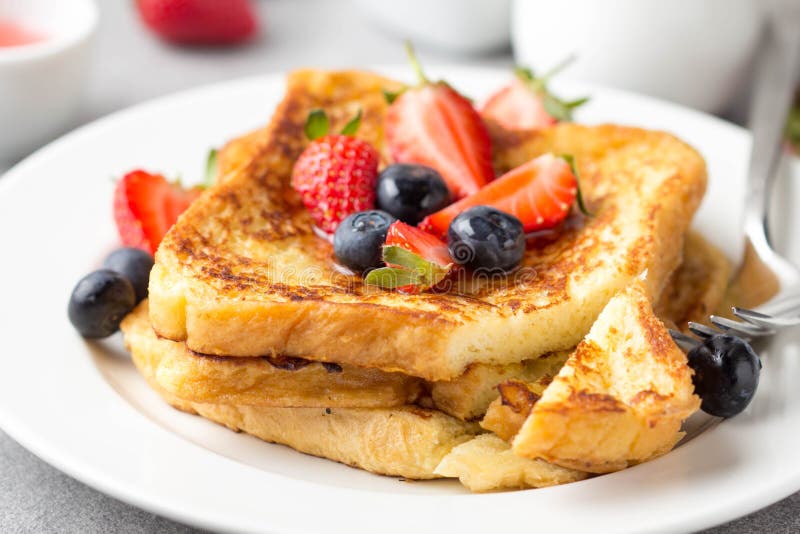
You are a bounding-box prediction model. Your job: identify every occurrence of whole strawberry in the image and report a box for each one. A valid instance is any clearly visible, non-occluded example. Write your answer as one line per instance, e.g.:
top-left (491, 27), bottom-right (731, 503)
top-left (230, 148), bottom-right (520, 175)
top-left (136, 0), bottom-right (258, 46)
top-left (291, 110), bottom-right (379, 234)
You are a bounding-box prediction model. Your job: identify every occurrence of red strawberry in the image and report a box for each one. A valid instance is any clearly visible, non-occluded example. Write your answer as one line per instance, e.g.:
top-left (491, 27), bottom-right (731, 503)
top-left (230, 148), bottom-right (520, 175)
top-left (385, 221), bottom-right (452, 267)
top-left (420, 154), bottom-right (581, 237)
top-left (365, 221), bottom-right (452, 292)
top-left (113, 170), bottom-right (202, 255)
top-left (480, 79), bottom-right (556, 130)
top-left (385, 44), bottom-right (494, 200)
top-left (136, 0), bottom-right (258, 45)
top-left (291, 123), bottom-right (379, 233)
top-left (480, 62), bottom-right (588, 130)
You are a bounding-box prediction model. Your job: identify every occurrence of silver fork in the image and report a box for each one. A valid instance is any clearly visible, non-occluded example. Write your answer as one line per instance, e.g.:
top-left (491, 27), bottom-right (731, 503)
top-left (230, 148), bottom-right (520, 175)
top-left (678, 12), bottom-right (800, 344)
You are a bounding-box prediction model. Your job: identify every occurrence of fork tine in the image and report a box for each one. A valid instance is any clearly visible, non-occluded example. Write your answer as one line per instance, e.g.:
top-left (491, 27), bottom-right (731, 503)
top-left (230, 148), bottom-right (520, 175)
top-left (669, 329), bottom-right (700, 352)
top-left (710, 315), bottom-right (774, 337)
top-left (733, 307), bottom-right (800, 327)
top-left (688, 322), bottom-right (720, 339)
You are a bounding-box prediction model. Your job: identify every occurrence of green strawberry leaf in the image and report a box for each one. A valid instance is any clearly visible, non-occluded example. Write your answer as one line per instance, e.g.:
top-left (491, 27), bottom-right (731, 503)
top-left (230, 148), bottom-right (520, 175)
top-left (305, 109), bottom-right (330, 140)
top-left (364, 267), bottom-right (422, 289)
top-left (564, 97), bottom-right (590, 109)
top-left (339, 109), bottom-right (363, 136)
top-left (514, 56), bottom-right (589, 122)
top-left (561, 154), bottom-right (593, 217)
top-left (542, 93), bottom-right (570, 121)
top-left (513, 66), bottom-right (535, 82)
top-left (365, 246), bottom-right (451, 290)
top-left (383, 88), bottom-right (406, 104)
top-left (383, 246), bottom-right (449, 281)
top-left (202, 148), bottom-right (218, 189)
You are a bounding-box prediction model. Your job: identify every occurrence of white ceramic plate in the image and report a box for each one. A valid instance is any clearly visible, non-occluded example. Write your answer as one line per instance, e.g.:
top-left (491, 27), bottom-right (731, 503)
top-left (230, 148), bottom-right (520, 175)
top-left (0, 67), bottom-right (798, 534)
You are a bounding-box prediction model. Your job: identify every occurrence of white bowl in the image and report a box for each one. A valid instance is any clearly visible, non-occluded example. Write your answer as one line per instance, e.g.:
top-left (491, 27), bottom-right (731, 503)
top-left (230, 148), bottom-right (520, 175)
top-left (0, 0), bottom-right (97, 163)
top-left (353, 0), bottom-right (510, 54)
top-left (511, 0), bottom-right (761, 113)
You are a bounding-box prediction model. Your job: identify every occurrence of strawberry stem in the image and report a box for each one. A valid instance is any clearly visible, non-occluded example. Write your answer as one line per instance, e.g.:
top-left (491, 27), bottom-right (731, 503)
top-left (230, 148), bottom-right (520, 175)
top-left (561, 154), bottom-right (593, 217)
top-left (404, 41), bottom-right (429, 85)
top-left (541, 54), bottom-right (577, 83)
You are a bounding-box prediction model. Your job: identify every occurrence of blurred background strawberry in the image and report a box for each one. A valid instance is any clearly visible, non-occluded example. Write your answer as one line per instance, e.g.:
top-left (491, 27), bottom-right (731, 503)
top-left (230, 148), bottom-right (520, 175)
top-left (136, 0), bottom-right (259, 45)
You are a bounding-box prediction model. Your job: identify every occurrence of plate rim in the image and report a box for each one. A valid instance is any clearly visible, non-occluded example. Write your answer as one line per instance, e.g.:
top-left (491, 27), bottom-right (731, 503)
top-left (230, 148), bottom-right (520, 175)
top-left (1, 65), bottom-right (798, 534)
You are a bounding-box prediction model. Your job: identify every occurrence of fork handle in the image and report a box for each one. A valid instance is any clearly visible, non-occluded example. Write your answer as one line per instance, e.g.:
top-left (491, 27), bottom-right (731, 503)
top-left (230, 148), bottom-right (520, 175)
top-left (743, 11), bottom-right (800, 254)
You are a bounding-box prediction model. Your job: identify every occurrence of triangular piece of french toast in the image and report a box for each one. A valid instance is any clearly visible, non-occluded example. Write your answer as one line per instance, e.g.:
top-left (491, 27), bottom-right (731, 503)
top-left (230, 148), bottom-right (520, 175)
top-left (509, 281), bottom-right (701, 473)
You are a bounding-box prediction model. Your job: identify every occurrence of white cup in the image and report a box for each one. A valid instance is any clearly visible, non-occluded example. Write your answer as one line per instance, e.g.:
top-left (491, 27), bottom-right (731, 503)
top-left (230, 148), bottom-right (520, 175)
top-left (0, 0), bottom-right (97, 164)
top-left (511, 0), bottom-right (762, 113)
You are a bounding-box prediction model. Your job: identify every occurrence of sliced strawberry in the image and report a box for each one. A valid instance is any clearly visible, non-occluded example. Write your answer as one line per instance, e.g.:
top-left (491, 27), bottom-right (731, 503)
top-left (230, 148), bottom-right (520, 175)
top-left (385, 44), bottom-right (494, 199)
top-left (480, 61), bottom-right (588, 130)
top-left (113, 170), bottom-right (202, 255)
top-left (480, 79), bottom-right (556, 130)
top-left (385, 221), bottom-right (452, 267)
top-left (364, 221), bottom-right (452, 292)
top-left (420, 154), bottom-right (578, 237)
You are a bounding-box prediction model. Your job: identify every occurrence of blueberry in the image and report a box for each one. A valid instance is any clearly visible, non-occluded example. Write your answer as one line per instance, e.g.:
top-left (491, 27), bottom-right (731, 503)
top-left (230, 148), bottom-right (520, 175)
top-left (376, 164), bottom-right (451, 225)
top-left (103, 247), bottom-right (154, 302)
top-left (687, 334), bottom-right (761, 418)
top-left (333, 210), bottom-right (396, 272)
top-left (447, 206), bottom-right (525, 273)
top-left (68, 269), bottom-right (136, 338)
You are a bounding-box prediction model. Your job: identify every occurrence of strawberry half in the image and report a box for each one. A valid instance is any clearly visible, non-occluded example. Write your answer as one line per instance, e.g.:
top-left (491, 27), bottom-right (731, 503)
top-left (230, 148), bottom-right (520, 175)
top-left (385, 221), bottom-right (452, 267)
top-left (385, 44), bottom-right (494, 200)
top-left (420, 154), bottom-right (583, 237)
top-left (113, 170), bottom-right (202, 255)
top-left (291, 110), bottom-right (380, 234)
top-left (480, 78), bottom-right (557, 130)
top-left (480, 61), bottom-right (589, 130)
top-left (365, 221), bottom-right (452, 292)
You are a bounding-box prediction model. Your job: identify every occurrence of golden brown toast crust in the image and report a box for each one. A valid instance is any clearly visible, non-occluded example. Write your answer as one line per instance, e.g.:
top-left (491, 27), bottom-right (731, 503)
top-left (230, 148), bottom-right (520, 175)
top-left (149, 69), bottom-right (707, 381)
top-left (123, 309), bottom-right (479, 480)
top-left (122, 301), bottom-right (423, 408)
top-left (510, 282), bottom-right (701, 473)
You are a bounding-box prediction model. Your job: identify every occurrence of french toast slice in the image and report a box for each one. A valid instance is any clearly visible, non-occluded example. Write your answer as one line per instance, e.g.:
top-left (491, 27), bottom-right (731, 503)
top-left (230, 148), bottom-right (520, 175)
top-left (123, 315), bottom-right (479, 479)
top-left (508, 281), bottom-right (701, 473)
top-left (124, 234), bottom-right (721, 414)
top-left (148, 69), bottom-right (707, 381)
top-left (121, 302), bottom-right (423, 408)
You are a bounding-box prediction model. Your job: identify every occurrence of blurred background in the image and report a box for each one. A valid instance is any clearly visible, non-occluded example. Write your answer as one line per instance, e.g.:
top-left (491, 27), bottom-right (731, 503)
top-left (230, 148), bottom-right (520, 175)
top-left (0, 0), bottom-right (799, 169)
top-left (1, 0), bottom-right (799, 532)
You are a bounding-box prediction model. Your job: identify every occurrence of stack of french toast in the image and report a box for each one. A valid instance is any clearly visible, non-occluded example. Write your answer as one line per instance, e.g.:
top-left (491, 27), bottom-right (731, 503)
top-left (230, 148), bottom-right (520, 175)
top-left (120, 69), bottom-right (731, 491)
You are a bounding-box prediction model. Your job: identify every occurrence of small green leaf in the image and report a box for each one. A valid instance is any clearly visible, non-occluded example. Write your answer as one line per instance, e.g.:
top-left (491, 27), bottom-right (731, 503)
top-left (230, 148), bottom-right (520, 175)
top-left (561, 154), bottom-right (593, 217)
top-left (564, 97), bottom-right (590, 109)
top-left (203, 148), bottom-right (218, 188)
top-left (513, 66), bottom-right (535, 82)
top-left (542, 94), bottom-right (571, 122)
top-left (339, 109), bottom-right (363, 136)
top-left (383, 88), bottom-right (405, 104)
top-left (365, 267), bottom-right (422, 289)
top-left (382, 245), bottom-right (449, 281)
top-left (305, 109), bottom-right (330, 140)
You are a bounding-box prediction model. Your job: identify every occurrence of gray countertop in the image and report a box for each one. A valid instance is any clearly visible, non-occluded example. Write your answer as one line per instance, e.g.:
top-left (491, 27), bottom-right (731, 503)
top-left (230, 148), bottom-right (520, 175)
top-left (1, 1), bottom-right (798, 532)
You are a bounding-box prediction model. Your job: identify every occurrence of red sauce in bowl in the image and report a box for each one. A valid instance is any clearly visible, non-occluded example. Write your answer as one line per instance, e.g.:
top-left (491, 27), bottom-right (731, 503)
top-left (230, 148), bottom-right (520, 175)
top-left (0, 19), bottom-right (46, 47)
